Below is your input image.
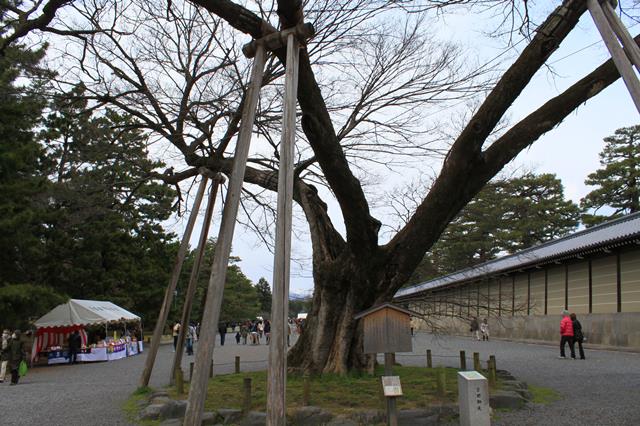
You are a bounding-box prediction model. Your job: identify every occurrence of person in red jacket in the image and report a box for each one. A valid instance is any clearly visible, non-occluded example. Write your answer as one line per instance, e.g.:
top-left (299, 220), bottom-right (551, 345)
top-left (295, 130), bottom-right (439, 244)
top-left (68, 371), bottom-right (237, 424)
top-left (560, 310), bottom-right (576, 359)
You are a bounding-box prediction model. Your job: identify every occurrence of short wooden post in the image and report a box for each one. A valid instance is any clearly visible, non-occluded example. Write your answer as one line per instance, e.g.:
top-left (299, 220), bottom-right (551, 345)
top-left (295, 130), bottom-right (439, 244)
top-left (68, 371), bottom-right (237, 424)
top-left (175, 368), bottom-right (184, 395)
top-left (303, 374), bottom-right (311, 406)
top-left (473, 352), bottom-right (481, 372)
top-left (426, 349), bottom-right (432, 368)
top-left (490, 355), bottom-right (497, 372)
top-left (436, 367), bottom-right (446, 396)
top-left (384, 353), bottom-right (398, 426)
top-left (459, 350), bottom-right (467, 370)
top-left (209, 358), bottom-right (214, 378)
top-left (243, 377), bottom-right (252, 414)
top-left (235, 356), bottom-right (240, 374)
top-left (189, 362), bottom-right (194, 382)
top-left (488, 358), bottom-right (497, 387)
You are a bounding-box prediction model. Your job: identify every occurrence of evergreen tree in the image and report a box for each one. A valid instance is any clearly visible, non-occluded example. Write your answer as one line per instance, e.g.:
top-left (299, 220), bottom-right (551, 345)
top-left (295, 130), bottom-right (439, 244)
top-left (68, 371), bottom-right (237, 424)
top-left (255, 277), bottom-right (272, 314)
top-left (410, 172), bottom-right (580, 281)
top-left (581, 125), bottom-right (640, 226)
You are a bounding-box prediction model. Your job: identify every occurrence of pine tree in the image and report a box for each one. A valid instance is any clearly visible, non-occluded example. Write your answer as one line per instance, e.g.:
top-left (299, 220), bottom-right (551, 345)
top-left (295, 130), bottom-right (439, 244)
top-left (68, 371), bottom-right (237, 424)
top-left (581, 125), bottom-right (640, 226)
top-left (411, 172), bottom-right (580, 280)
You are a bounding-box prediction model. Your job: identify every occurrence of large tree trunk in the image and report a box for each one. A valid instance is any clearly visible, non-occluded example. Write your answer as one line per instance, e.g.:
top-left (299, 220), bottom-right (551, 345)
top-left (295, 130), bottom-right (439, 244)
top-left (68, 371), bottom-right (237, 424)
top-left (288, 258), bottom-right (378, 374)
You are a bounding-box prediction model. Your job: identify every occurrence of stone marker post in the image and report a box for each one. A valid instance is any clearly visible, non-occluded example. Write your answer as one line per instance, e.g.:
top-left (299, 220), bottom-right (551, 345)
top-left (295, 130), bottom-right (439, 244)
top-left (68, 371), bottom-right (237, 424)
top-left (457, 371), bottom-right (490, 426)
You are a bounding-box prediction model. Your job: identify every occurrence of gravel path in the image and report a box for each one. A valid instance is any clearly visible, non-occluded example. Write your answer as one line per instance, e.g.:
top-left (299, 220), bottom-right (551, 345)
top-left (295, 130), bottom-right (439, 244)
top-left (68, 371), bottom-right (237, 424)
top-left (399, 333), bottom-right (640, 426)
top-left (1, 332), bottom-right (638, 425)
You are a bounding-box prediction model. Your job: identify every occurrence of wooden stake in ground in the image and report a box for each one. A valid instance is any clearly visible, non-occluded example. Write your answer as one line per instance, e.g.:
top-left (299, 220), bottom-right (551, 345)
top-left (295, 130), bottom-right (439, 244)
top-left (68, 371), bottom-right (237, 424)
top-left (267, 32), bottom-right (300, 426)
top-left (170, 175), bottom-right (223, 385)
top-left (182, 44), bottom-right (268, 426)
top-left (139, 175), bottom-right (209, 388)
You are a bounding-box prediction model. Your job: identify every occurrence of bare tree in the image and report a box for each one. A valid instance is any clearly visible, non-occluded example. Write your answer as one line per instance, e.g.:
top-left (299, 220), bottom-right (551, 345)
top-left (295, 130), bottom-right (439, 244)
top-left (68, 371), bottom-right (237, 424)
top-left (13, 0), bottom-right (637, 374)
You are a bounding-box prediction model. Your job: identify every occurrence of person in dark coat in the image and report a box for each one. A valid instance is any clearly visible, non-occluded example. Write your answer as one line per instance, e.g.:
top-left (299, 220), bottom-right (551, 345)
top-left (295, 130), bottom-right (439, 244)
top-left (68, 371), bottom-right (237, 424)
top-left (7, 330), bottom-right (25, 385)
top-left (218, 323), bottom-right (227, 346)
top-left (570, 313), bottom-right (586, 360)
top-left (68, 330), bottom-right (81, 364)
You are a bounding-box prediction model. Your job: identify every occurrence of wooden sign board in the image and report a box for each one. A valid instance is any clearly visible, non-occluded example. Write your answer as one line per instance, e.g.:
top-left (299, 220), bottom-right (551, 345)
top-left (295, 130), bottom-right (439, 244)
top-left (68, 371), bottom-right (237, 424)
top-left (381, 376), bottom-right (403, 397)
top-left (354, 303), bottom-right (413, 354)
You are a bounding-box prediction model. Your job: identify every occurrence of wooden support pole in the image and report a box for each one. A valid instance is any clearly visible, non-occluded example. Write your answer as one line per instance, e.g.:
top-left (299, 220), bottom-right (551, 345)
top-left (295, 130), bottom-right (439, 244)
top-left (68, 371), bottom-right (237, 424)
top-left (242, 23), bottom-right (314, 58)
top-left (175, 368), bottom-right (184, 395)
top-left (473, 352), bottom-right (481, 372)
top-left (139, 176), bottom-right (208, 388)
top-left (601, 0), bottom-right (640, 73)
top-left (243, 377), bottom-right (252, 414)
top-left (170, 176), bottom-right (222, 385)
top-left (235, 356), bottom-right (241, 374)
top-left (189, 362), bottom-right (194, 382)
top-left (267, 33), bottom-right (300, 426)
top-left (302, 374), bottom-right (310, 406)
top-left (426, 349), bottom-right (432, 368)
top-left (587, 0), bottom-right (640, 114)
top-left (460, 350), bottom-right (467, 370)
top-left (183, 45), bottom-right (268, 426)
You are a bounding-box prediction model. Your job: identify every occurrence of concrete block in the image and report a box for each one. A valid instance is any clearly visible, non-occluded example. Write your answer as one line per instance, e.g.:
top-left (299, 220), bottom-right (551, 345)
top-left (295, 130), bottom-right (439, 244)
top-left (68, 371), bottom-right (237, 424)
top-left (457, 371), bottom-right (490, 426)
top-left (490, 390), bottom-right (526, 409)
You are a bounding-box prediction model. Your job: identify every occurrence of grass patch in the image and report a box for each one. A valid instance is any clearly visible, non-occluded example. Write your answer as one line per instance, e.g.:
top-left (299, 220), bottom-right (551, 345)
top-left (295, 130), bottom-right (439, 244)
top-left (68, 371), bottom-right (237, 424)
top-left (528, 384), bottom-right (562, 404)
top-left (168, 366), bottom-right (462, 416)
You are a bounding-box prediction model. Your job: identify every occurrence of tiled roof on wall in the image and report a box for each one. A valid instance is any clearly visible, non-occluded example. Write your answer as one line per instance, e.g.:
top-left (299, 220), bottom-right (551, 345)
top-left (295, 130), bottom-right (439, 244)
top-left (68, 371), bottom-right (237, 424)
top-left (395, 212), bottom-right (640, 299)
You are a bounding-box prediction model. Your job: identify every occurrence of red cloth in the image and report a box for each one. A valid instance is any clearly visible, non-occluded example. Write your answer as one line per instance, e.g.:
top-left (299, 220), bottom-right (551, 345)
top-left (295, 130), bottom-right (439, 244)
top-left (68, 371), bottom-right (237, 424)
top-left (560, 316), bottom-right (574, 336)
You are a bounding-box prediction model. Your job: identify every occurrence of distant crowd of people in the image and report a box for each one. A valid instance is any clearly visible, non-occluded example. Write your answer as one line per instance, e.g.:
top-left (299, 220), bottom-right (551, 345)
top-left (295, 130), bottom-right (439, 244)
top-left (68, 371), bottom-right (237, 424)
top-left (1, 329), bottom-right (26, 385)
top-left (171, 317), bottom-right (306, 353)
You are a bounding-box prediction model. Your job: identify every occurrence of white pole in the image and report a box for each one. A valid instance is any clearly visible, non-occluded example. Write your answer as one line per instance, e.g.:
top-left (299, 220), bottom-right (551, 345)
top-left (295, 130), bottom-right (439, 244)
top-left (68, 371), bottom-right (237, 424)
top-left (267, 33), bottom-right (300, 426)
top-left (183, 44), bottom-right (268, 426)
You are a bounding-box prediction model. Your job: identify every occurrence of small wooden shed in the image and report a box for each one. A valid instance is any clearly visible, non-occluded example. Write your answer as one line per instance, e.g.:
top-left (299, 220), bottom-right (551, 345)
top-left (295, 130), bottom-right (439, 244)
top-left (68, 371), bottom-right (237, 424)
top-left (354, 303), bottom-right (413, 354)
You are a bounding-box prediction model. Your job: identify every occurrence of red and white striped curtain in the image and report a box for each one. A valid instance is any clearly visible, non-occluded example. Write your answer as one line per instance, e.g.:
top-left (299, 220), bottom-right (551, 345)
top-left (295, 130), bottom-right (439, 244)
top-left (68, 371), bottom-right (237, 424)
top-left (32, 326), bottom-right (88, 361)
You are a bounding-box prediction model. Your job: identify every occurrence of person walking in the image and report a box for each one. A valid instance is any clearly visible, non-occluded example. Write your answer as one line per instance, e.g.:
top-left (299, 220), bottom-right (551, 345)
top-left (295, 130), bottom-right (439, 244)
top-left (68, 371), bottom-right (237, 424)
top-left (480, 318), bottom-right (490, 341)
top-left (264, 320), bottom-right (271, 345)
top-left (240, 322), bottom-right (249, 345)
top-left (186, 322), bottom-right (197, 356)
top-left (218, 323), bottom-right (227, 346)
top-left (1, 329), bottom-right (10, 383)
top-left (68, 330), bottom-right (81, 364)
top-left (7, 330), bottom-right (25, 385)
top-left (560, 310), bottom-right (576, 359)
top-left (172, 322), bottom-right (181, 352)
top-left (257, 321), bottom-right (264, 341)
top-left (470, 317), bottom-right (480, 341)
top-left (570, 313), bottom-right (586, 360)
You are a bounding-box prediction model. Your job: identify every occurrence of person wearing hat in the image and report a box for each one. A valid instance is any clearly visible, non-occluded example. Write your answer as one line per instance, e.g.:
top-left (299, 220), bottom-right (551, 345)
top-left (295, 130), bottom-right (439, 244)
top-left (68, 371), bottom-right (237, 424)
top-left (559, 310), bottom-right (576, 359)
top-left (7, 330), bottom-right (25, 384)
top-left (0, 329), bottom-right (10, 382)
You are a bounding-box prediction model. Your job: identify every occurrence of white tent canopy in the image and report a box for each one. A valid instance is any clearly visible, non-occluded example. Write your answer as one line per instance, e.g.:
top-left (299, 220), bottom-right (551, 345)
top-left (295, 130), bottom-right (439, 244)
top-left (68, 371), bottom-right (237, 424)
top-left (34, 299), bottom-right (140, 328)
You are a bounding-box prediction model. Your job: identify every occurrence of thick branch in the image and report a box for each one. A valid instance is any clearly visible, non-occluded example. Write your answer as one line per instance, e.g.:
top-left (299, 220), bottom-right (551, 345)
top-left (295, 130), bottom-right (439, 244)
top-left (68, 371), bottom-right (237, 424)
top-left (383, 0), bottom-right (589, 294)
top-left (188, 0), bottom-right (380, 254)
top-left (0, 0), bottom-right (71, 54)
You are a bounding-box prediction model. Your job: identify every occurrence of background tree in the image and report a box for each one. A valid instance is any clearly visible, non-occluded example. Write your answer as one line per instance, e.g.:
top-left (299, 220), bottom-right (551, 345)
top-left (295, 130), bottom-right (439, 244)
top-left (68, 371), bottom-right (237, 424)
top-left (410, 172), bottom-right (581, 282)
top-left (177, 239), bottom-right (260, 324)
top-left (255, 277), bottom-right (272, 315)
top-left (581, 125), bottom-right (640, 226)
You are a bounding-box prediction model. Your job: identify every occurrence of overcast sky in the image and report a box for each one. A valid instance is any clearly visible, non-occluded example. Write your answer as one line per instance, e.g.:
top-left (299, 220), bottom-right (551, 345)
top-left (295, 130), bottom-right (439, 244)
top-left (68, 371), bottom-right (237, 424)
top-left (163, 5), bottom-right (639, 296)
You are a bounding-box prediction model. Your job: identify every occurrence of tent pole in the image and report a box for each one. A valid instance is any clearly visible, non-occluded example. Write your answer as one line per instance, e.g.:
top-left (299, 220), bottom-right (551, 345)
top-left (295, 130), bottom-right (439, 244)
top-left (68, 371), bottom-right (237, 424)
top-left (170, 174), bottom-right (223, 385)
top-left (139, 175), bottom-right (209, 388)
